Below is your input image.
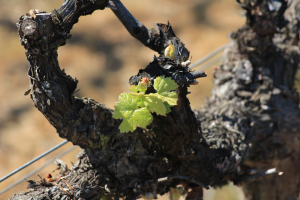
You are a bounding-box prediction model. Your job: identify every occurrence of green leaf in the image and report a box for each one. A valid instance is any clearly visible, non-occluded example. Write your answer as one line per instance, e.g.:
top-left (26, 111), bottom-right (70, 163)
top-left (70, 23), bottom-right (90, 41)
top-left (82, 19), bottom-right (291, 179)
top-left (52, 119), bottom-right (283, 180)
top-left (143, 95), bottom-right (166, 116)
top-left (129, 82), bottom-right (148, 94)
top-left (129, 85), bottom-right (139, 93)
top-left (113, 93), bottom-right (153, 133)
top-left (113, 76), bottom-right (178, 133)
top-left (154, 76), bottom-right (178, 94)
top-left (156, 91), bottom-right (178, 106)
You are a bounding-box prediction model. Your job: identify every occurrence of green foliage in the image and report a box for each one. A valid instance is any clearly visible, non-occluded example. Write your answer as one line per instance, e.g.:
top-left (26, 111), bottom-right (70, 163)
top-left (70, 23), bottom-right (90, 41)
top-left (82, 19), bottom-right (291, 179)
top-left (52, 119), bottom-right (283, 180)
top-left (113, 76), bottom-right (178, 133)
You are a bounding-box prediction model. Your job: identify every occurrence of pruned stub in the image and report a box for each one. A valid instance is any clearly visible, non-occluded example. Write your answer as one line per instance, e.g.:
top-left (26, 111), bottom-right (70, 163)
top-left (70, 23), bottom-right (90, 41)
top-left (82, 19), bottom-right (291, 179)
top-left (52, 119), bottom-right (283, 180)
top-left (130, 23), bottom-right (206, 88)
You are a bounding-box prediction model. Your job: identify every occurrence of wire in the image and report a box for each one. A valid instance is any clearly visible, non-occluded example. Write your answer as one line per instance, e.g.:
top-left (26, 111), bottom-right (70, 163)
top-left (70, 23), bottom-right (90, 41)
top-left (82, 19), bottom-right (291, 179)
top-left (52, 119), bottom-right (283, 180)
top-left (196, 54), bottom-right (223, 71)
top-left (0, 140), bottom-right (69, 183)
top-left (189, 44), bottom-right (228, 69)
top-left (0, 145), bottom-right (79, 195)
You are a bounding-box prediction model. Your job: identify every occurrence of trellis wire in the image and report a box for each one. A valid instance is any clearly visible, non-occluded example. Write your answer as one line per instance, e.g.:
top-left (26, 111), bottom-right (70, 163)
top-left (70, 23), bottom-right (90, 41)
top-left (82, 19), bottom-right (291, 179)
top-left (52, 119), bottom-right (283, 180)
top-left (189, 44), bottom-right (228, 69)
top-left (196, 54), bottom-right (223, 71)
top-left (0, 145), bottom-right (78, 195)
top-left (0, 140), bottom-right (68, 183)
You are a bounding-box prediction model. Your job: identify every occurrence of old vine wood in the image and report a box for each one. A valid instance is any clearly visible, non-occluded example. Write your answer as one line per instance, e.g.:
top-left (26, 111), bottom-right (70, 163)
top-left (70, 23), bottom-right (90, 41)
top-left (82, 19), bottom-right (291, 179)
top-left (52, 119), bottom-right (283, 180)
top-left (11, 0), bottom-right (300, 200)
top-left (196, 0), bottom-right (300, 199)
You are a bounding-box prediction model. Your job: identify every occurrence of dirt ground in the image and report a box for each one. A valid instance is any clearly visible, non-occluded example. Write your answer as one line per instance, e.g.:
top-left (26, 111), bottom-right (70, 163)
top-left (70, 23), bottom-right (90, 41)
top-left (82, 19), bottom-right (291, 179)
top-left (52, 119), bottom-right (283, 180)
top-left (0, 0), bottom-right (286, 199)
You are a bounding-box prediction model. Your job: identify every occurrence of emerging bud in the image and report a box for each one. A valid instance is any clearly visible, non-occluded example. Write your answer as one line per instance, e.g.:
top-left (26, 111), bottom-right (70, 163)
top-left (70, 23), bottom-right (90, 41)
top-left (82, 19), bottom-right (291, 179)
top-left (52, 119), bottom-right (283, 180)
top-left (141, 77), bottom-right (150, 87)
top-left (164, 44), bottom-right (176, 60)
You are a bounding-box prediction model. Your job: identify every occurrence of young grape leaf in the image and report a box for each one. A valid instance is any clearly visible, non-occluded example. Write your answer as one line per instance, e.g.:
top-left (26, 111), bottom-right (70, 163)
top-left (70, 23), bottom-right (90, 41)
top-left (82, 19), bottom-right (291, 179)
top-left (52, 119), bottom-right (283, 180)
top-left (113, 76), bottom-right (178, 133)
top-left (143, 95), bottom-right (167, 116)
top-left (129, 82), bottom-right (148, 94)
top-left (154, 76), bottom-right (178, 94)
top-left (128, 85), bottom-right (139, 93)
top-left (113, 92), bottom-right (153, 133)
top-left (148, 91), bottom-right (178, 107)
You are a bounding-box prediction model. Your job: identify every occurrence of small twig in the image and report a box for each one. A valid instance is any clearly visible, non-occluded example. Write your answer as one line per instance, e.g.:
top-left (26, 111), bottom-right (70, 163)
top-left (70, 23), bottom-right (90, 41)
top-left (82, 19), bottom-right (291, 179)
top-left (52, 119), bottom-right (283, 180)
top-left (36, 174), bottom-right (53, 187)
top-left (238, 168), bottom-right (281, 183)
top-left (53, 182), bottom-right (72, 197)
top-left (60, 179), bottom-right (74, 197)
top-left (53, 177), bottom-right (75, 200)
top-left (37, 174), bottom-right (43, 180)
top-left (111, 0), bottom-right (153, 51)
top-left (157, 177), bottom-right (168, 182)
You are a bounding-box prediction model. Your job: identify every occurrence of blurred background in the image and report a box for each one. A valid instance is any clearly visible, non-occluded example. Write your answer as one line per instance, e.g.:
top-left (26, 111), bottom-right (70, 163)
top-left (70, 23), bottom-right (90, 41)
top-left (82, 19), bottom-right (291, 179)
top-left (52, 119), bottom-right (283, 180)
top-left (1, 0), bottom-right (296, 199)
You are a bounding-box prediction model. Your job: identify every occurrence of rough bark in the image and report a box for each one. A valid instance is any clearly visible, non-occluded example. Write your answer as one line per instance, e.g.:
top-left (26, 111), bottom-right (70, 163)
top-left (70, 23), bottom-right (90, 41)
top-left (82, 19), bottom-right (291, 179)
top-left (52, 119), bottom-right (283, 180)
top-left (12, 0), bottom-right (220, 199)
top-left (11, 0), bottom-right (300, 199)
top-left (196, 0), bottom-right (300, 199)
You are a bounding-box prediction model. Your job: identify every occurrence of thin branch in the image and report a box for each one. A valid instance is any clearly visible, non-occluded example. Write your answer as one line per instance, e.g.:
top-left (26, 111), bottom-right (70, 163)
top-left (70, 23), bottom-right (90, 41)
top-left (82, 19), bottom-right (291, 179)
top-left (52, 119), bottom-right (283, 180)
top-left (111, 0), bottom-right (153, 49)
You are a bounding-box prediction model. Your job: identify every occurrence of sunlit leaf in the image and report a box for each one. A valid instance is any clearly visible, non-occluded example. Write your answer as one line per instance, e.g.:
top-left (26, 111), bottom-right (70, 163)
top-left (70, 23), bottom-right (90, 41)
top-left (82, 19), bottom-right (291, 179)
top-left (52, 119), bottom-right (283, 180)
top-left (143, 95), bottom-right (166, 116)
top-left (113, 76), bottom-right (178, 133)
top-left (153, 76), bottom-right (178, 94)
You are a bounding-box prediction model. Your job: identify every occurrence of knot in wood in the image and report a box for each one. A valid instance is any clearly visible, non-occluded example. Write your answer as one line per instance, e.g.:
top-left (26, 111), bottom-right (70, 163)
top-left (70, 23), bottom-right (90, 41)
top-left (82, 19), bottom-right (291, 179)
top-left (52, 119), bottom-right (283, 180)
top-left (30, 46), bottom-right (42, 56)
top-left (21, 19), bottom-right (39, 39)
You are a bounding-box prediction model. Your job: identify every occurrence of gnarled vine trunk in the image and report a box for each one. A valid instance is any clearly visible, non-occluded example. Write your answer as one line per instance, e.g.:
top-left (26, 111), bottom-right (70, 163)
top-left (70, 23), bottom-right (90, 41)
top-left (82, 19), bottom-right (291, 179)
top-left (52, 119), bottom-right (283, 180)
top-left (11, 0), bottom-right (300, 200)
top-left (197, 0), bottom-right (300, 199)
